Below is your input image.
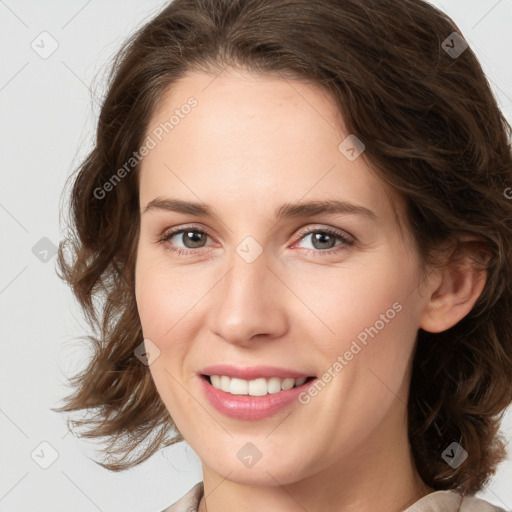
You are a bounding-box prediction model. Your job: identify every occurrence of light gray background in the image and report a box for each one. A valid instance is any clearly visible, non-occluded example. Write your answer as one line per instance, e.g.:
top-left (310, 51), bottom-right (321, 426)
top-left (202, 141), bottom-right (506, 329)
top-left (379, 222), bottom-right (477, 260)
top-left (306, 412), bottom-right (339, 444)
top-left (1, 1), bottom-right (511, 511)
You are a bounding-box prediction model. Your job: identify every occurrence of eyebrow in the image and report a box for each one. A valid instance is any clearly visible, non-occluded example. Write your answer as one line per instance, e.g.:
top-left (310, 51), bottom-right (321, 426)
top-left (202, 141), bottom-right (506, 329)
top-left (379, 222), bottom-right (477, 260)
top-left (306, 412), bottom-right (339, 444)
top-left (143, 197), bottom-right (377, 221)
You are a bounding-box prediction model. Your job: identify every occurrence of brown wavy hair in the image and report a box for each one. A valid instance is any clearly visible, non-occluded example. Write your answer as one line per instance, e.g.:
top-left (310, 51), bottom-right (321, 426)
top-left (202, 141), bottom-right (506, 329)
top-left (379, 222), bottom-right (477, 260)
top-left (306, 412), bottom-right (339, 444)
top-left (56, 0), bottom-right (512, 494)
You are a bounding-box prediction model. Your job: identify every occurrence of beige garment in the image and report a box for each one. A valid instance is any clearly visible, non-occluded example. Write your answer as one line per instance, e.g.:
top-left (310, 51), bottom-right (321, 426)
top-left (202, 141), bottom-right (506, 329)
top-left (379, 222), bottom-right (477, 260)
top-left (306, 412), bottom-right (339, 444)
top-left (402, 489), bottom-right (507, 512)
top-left (161, 482), bottom-right (509, 512)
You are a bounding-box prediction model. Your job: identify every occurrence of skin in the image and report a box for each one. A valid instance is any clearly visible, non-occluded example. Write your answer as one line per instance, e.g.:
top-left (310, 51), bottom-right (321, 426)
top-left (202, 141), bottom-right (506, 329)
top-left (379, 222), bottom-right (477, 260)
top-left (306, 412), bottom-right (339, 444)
top-left (134, 68), bottom-right (487, 512)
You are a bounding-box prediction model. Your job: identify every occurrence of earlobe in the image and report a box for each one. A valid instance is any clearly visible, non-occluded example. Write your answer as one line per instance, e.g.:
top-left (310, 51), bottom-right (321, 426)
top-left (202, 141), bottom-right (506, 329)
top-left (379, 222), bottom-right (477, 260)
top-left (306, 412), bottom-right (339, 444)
top-left (419, 256), bottom-right (488, 334)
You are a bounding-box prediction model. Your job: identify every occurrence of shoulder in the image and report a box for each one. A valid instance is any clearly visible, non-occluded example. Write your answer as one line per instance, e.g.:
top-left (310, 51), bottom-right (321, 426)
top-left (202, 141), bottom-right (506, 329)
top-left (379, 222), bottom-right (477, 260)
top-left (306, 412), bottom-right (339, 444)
top-left (159, 484), bottom-right (510, 512)
top-left (460, 494), bottom-right (509, 512)
top-left (160, 482), bottom-right (204, 512)
top-left (404, 489), bottom-right (509, 512)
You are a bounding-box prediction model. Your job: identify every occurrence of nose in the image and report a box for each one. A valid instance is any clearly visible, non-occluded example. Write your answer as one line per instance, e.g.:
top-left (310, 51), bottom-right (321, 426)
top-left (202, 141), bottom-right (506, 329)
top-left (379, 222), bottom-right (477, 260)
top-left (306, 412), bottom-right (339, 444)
top-left (207, 247), bottom-right (289, 346)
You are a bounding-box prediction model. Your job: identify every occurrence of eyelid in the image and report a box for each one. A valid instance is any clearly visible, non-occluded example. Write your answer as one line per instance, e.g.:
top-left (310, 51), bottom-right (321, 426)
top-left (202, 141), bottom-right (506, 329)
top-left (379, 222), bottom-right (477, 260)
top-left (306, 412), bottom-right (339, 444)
top-left (293, 224), bottom-right (355, 245)
top-left (157, 223), bottom-right (218, 246)
top-left (157, 222), bottom-right (356, 256)
top-left (159, 223), bottom-right (215, 238)
top-left (158, 224), bottom-right (354, 243)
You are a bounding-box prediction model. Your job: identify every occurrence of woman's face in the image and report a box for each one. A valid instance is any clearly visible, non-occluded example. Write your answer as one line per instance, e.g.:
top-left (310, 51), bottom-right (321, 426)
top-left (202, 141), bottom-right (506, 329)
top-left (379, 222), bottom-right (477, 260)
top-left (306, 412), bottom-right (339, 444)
top-left (135, 68), bottom-right (429, 485)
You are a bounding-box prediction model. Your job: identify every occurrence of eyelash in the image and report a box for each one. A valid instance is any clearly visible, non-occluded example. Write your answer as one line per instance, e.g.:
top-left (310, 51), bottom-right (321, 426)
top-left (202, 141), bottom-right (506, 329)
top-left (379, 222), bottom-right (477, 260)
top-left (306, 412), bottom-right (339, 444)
top-left (157, 224), bottom-right (354, 257)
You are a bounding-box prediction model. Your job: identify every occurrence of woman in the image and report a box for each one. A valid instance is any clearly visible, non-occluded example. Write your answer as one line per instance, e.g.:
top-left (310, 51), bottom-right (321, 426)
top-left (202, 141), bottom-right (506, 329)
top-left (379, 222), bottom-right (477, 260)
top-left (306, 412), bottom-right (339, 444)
top-left (56, 1), bottom-right (512, 511)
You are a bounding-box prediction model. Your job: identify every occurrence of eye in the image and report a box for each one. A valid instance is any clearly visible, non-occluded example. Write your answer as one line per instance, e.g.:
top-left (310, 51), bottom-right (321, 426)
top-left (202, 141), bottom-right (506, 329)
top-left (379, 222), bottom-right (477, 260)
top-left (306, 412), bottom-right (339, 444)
top-left (292, 226), bottom-right (354, 255)
top-left (158, 226), bottom-right (214, 255)
top-left (157, 224), bottom-right (354, 257)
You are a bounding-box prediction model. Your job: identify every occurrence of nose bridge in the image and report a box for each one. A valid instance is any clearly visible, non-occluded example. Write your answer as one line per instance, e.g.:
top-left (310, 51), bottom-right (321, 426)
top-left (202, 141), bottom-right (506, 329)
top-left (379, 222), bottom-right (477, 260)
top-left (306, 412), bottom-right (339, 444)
top-left (209, 242), bottom-right (287, 343)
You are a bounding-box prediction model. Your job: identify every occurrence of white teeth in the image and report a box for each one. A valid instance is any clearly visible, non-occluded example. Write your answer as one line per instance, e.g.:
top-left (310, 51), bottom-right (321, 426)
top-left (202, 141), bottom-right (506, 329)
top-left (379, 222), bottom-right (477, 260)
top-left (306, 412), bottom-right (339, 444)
top-left (248, 378), bottom-right (268, 396)
top-left (267, 377), bottom-right (282, 394)
top-left (220, 375), bottom-right (230, 393)
top-left (229, 377), bottom-right (248, 395)
top-left (295, 376), bottom-right (307, 386)
top-left (208, 375), bottom-right (310, 396)
top-left (281, 377), bottom-right (295, 390)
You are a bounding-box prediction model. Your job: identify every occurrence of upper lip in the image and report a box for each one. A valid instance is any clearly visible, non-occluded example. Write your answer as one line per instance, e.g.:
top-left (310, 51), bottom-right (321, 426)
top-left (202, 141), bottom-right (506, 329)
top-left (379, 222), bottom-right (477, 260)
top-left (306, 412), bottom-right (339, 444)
top-left (199, 364), bottom-right (314, 380)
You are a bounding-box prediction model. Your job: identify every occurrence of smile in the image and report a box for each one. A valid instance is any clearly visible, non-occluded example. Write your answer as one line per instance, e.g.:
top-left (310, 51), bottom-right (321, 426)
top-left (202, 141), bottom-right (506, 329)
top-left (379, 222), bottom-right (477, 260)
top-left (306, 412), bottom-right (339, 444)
top-left (198, 365), bottom-right (318, 420)
top-left (205, 375), bottom-right (312, 396)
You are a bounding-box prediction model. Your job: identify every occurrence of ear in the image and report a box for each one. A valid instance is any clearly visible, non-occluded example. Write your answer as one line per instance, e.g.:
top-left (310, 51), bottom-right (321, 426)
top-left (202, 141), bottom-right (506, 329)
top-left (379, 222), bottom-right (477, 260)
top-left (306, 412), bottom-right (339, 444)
top-left (419, 238), bottom-right (490, 333)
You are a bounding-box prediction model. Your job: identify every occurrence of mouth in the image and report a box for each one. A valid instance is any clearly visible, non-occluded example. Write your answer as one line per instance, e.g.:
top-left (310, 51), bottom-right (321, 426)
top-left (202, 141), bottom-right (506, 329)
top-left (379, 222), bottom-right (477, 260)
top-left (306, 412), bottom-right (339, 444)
top-left (197, 364), bottom-right (319, 419)
top-left (201, 374), bottom-right (316, 397)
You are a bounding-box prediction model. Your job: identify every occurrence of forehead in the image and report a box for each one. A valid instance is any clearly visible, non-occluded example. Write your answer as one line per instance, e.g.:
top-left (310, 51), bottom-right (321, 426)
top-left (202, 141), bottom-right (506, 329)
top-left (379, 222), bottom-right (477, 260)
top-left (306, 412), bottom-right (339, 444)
top-left (139, 68), bottom-right (400, 226)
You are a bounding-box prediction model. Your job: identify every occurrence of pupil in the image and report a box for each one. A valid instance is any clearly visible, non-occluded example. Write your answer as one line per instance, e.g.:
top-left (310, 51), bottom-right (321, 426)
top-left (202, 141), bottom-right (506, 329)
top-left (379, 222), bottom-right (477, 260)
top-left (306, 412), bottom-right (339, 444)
top-left (184, 231), bottom-right (205, 248)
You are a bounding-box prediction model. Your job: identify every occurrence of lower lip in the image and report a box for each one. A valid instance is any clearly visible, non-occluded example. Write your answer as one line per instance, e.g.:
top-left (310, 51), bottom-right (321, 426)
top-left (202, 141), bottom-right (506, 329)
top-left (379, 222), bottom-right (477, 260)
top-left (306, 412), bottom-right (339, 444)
top-left (199, 375), bottom-right (316, 420)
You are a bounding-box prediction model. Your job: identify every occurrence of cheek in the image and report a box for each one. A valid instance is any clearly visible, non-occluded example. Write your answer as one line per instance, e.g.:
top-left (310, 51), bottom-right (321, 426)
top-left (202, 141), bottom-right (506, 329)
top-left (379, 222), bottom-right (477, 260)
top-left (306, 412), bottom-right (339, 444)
top-left (134, 250), bottom-right (214, 368)
top-left (134, 256), bottom-right (198, 421)
top-left (305, 257), bottom-right (417, 356)
top-left (135, 250), bottom-right (195, 337)
top-left (135, 269), bottom-right (167, 339)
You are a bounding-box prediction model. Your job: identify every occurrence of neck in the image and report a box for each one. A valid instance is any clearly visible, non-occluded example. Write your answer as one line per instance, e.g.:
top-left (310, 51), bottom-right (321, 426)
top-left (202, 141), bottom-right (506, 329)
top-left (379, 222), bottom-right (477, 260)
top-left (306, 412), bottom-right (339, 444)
top-left (198, 399), bottom-right (433, 512)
